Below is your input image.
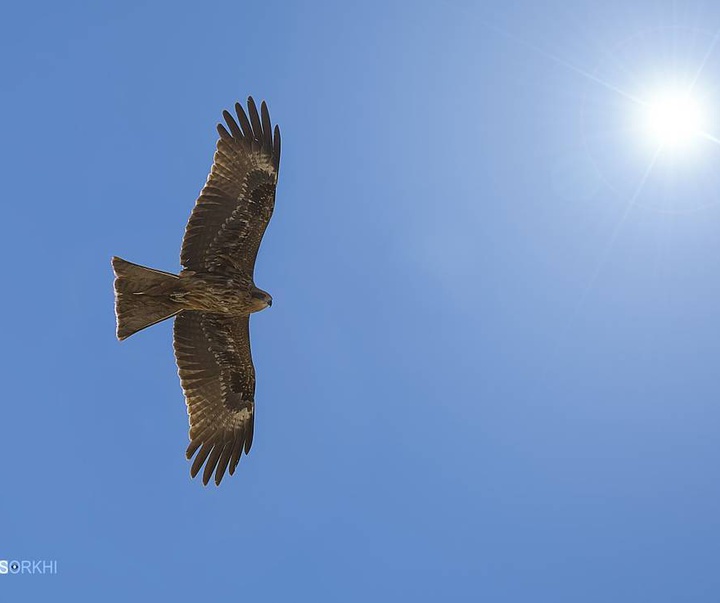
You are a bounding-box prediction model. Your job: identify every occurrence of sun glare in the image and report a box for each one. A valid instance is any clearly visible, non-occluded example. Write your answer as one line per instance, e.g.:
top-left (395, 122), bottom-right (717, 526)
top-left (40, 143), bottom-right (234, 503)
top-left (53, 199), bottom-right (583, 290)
top-left (644, 90), bottom-right (706, 148)
top-left (574, 26), bottom-right (720, 210)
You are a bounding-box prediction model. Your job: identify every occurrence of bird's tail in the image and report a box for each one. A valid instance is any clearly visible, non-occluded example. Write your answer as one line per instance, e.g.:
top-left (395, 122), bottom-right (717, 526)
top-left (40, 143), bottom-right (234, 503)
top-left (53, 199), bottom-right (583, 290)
top-left (112, 256), bottom-right (182, 340)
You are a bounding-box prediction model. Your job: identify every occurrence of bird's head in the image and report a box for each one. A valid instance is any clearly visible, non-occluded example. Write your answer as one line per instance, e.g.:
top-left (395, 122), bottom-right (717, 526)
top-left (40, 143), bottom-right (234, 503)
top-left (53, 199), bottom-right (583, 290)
top-left (249, 287), bottom-right (273, 312)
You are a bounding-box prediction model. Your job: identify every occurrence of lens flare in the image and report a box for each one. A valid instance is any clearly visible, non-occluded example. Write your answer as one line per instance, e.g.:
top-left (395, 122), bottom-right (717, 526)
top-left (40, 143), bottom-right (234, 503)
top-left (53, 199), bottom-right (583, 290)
top-left (644, 91), bottom-right (705, 147)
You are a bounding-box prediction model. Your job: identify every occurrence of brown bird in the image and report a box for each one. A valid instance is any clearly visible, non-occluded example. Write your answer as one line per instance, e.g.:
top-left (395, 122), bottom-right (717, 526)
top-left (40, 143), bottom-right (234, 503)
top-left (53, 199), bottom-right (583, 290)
top-left (112, 97), bottom-right (281, 486)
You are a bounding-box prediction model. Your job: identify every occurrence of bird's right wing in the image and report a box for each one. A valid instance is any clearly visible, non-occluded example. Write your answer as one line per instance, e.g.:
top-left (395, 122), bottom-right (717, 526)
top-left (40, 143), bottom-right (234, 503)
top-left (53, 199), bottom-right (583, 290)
top-left (180, 97), bottom-right (281, 278)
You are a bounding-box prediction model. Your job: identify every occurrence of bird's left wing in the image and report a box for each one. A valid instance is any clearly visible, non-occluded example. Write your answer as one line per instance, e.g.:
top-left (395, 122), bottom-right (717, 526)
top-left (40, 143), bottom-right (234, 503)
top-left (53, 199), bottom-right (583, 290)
top-left (173, 311), bottom-right (256, 485)
top-left (180, 97), bottom-right (281, 278)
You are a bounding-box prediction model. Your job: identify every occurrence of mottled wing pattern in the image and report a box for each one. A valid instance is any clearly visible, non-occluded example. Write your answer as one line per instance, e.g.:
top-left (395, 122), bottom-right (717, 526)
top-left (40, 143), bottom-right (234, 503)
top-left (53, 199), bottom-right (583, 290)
top-left (173, 311), bottom-right (256, 485)
top-left (181, 97), bottom-right (281, 278)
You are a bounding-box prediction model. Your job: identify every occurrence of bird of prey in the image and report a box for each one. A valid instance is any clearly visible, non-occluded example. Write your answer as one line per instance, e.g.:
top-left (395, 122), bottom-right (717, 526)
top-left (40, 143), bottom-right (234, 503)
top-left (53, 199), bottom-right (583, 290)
top-left (112, 97), bottom-right (281, 486)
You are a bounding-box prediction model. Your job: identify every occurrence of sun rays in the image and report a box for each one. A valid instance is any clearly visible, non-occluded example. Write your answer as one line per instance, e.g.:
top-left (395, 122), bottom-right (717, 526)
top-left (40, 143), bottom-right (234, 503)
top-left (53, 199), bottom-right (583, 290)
top-left (481, 19), bottom-right (720, 378)
top-left (644, 90), bottom-right (706, 148)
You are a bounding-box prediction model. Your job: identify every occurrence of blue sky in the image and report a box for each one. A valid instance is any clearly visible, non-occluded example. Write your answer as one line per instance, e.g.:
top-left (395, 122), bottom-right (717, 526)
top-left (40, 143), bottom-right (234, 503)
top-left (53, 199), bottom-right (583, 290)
top-left (3, 0), bottom-right (720, 600)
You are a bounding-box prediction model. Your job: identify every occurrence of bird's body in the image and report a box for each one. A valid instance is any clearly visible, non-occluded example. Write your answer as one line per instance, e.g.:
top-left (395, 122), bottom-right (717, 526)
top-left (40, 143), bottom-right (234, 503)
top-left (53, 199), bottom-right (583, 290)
top-left (172, 270), bottom-right (271, 315)
top-left (112, 97), bottom-right (281, 485)
top-left (113, 264), bottom-right (270, 325)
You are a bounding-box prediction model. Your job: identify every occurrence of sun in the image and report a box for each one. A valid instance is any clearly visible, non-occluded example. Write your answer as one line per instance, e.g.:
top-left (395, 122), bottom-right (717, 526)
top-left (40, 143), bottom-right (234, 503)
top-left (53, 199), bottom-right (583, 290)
top-left (644, 90), bottom-right (706, 148)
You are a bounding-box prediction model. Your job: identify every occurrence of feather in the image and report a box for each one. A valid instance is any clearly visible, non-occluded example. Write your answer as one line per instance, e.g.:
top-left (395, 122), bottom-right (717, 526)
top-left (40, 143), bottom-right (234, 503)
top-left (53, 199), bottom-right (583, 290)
top-left (223, 110), bottom-right (244, 140)
top-left (273, 125), bottom-right (281, 170)
top-left (190, 441), bottom-right (215, 478)
top-left (235, 102), bottom-right (254, 139)
top-left (247, 96), bottom-right (263, 141)
top-left (261, 101), bottom-right (272, 150)
top-left (203, 442), bottom-right (226, 486)
top-left (217, 123), bottom-right (232, 141)
top-left (215, 438), bottom-right (235, 485)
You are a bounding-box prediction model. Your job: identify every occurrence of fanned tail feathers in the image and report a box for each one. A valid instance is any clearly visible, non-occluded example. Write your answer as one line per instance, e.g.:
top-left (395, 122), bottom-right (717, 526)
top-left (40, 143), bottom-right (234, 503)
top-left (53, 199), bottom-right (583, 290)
top-left (112, 257), bottom-right (181, 340)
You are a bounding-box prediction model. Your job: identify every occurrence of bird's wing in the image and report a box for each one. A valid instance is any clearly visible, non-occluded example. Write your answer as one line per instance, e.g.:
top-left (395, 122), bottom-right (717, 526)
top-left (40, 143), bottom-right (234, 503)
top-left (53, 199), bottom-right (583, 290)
top-left (180, 97), bottom-right (281, 278)
top-left (173, 311), bottom-right (256, 485)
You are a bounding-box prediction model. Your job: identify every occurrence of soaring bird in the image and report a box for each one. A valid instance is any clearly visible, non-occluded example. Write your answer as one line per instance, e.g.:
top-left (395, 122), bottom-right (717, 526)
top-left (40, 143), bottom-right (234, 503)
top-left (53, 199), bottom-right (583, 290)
top-left (112, 97), bottom-right (281, 485)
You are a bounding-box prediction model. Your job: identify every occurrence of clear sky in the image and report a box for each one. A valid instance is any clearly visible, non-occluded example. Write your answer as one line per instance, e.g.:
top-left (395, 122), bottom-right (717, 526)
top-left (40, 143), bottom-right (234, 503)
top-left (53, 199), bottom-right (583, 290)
top-left (3, 0), bottom-right (720, 600)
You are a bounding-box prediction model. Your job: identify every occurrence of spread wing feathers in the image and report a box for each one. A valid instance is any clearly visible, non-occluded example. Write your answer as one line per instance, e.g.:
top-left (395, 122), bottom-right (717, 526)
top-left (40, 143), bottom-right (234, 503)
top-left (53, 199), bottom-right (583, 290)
top-left (181, 97), bottom-right (281, 278)
top-left (173, 311), bottom-right (256, 485)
